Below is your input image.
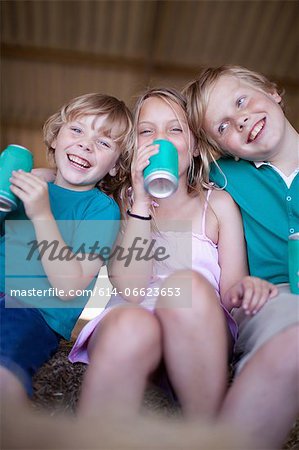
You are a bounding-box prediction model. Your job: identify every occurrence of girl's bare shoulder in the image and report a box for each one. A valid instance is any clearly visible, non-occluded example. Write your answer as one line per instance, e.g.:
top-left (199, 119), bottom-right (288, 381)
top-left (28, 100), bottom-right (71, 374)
top-left (208, 189), bottom-right (240, 218)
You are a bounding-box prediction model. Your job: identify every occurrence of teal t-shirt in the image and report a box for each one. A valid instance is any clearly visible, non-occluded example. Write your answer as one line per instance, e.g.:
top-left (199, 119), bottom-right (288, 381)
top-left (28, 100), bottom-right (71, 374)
top-left (210, 158), bottom-right (299, 284)
top-left (1, 183), bottom-right (120, 339)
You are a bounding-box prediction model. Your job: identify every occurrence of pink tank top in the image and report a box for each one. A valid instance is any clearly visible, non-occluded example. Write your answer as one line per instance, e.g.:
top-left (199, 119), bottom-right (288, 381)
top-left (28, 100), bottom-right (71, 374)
top-left (150, 190), bottom-right (220, 295)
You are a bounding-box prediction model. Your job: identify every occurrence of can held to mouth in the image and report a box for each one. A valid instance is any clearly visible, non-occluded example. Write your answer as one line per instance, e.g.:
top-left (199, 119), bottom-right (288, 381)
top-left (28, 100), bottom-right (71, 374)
top-left (143, 139), bottom-right (178, 198)
top-left (0, 144), bottom-right (33, 212)
top-left (288, 232), bottom-right (299, 295)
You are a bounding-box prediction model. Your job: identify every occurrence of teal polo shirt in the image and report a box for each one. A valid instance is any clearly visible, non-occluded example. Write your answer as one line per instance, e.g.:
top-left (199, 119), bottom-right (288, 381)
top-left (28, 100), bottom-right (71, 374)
top-left (210, 158), bottom-right (299, 284)
top-left (1, 183), bottom-right (120, 340)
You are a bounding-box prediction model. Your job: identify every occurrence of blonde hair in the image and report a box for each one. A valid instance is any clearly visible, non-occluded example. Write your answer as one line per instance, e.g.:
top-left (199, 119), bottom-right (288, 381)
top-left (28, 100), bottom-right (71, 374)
top-left (183, 64), bottom-right (285, 158)
top-left (118, 87), bottom-right (212, 219)
top-left (43, 93), bottom-right (133, 199)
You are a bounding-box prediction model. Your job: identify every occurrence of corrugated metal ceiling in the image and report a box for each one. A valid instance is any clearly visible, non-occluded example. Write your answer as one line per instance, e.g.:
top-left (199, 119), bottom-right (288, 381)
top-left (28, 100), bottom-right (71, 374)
top-left (2, 1), bottom-right (298, 82)
top-left (1, 0), bottom-right (298, 155)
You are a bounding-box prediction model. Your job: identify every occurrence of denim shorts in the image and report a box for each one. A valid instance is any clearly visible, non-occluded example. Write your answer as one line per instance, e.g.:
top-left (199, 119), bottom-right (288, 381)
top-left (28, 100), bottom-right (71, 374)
top-left (0, 293), bottom-right (61, 395)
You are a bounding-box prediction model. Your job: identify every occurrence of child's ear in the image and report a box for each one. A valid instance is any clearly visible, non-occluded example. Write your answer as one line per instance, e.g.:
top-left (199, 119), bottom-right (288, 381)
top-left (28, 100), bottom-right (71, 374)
top-left (270, 90), bottom-right (281, 104)
top-left (51, 139), bottom-right (57, 150)
top-left (193, 147), bottom-right (200, 157)
top-left (109, 166), bottom-right (117, 177)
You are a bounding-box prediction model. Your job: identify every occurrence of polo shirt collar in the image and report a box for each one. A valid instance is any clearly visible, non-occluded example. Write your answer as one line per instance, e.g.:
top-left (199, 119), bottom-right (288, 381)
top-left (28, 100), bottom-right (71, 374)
top-left (254, 161), bottom-right (269, 168)
top-left (253, 161), bottom-right (299, 188)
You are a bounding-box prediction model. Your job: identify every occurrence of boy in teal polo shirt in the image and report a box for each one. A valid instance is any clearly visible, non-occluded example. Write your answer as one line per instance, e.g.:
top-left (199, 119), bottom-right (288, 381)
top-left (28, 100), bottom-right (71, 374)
top-left (0, 93), bottom-right (132, 404)
top-left (184, 65), bottom-right (298, 449)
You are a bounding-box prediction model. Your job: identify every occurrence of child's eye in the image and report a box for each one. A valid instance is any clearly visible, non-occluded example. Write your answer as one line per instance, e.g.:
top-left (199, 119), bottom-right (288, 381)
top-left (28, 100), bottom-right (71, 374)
top-left (139, 129), bottom-right (152, 135)
top-left (236, 97), bottom-right (246, 108)
top-left (70, 126), bottom-right (82, 134)
top-left (218, 122), bottom-right (229, 134)
top-left (170, 127), bottom-right (183, 133)
top-left (96, 139), bottom-right (111, 149)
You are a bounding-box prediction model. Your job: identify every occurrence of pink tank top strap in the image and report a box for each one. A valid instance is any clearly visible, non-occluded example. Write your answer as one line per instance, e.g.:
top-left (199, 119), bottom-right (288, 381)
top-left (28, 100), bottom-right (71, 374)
top-left (201, 189), bottom-right (212, 237)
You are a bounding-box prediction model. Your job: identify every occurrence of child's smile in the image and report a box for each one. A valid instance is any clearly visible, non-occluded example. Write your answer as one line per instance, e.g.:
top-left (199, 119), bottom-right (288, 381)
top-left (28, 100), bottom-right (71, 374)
top-left (67, 153), bottom-right (92, 170)
top-left (246, 118), bottom-right (266, 143)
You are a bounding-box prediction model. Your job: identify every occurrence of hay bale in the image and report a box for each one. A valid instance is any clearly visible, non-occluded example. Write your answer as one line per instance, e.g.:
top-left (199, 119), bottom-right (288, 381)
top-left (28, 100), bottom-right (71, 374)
top-left (32, 340), bottom-right (84, 413)
top-left (32, 341), bottom-right (298, 448)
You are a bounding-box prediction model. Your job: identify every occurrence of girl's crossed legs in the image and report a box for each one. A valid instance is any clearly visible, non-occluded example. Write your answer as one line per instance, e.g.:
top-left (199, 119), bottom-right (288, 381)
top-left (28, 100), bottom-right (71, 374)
top-left (77, 270), bottom-right (231, 419)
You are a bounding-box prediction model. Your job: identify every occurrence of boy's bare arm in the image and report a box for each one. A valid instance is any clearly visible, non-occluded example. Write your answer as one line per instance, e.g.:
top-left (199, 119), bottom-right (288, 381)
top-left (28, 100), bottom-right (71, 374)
top-left (10, 170), bottom-right (103, 299)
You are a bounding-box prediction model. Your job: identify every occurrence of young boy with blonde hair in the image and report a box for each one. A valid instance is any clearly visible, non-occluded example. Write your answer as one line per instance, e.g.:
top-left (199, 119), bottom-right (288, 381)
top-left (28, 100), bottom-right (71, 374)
top-left (0, 92), bottom-right (132, 404)
top-left (184, 65), bottom-right (299, 450)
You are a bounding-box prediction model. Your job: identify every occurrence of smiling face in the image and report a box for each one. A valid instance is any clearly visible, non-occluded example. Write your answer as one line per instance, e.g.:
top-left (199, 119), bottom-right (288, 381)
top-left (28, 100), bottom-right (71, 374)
top-left (203, 75), bottom-right (286, 162)
top-left (52, 114), bottom-right (121, 191)
top-left (137, 96), bottom-right (196, 178)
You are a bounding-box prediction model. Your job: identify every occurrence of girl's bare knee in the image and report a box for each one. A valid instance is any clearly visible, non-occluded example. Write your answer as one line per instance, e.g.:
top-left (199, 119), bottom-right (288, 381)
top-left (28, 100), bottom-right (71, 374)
top-left (89, 308), bottom-right (162, 363)
top-left (156, 270), bottom-right (221, 321)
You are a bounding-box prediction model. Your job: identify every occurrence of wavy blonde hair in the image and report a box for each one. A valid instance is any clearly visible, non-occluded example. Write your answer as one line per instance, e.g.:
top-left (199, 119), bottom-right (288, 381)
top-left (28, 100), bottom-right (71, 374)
top-left (183, 64), bottom-right (285, 159)
top-left (118, 87), bottom-right (212, 220)
top-left (43, 92), bottom-right (133, 200)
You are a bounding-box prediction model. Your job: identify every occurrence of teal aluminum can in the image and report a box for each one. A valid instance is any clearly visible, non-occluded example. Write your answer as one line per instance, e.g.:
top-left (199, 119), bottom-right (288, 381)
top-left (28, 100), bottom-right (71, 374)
top-left (0, 144), bottom-right (33, 212)
top-left (143, 139), bottom-right (178, 198)
top-left (288, 233), bottom-right (299, 295)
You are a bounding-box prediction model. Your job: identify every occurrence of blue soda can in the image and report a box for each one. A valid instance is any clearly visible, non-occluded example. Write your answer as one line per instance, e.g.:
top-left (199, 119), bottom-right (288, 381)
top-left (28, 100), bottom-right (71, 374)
top-left (0, 144), bottom-right (33, 211)
top-left (143, 139), bottom-right (178, 198)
